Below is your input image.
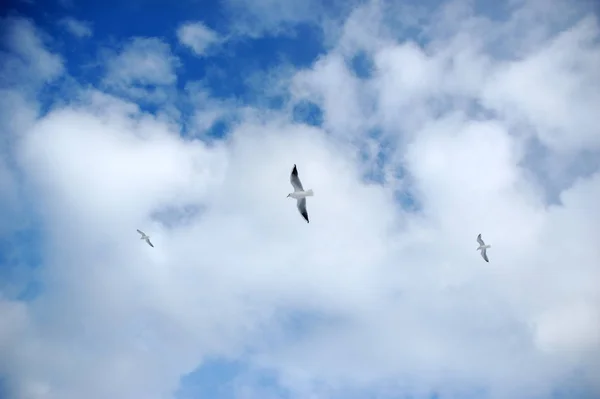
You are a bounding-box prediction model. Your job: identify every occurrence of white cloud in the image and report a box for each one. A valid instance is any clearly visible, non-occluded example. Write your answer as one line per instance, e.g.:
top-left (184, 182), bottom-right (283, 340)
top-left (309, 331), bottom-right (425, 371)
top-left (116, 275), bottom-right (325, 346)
top-left (58, 17), bottom-right (93, 38)
top-left (176, 21), bottom-right (222, 57)
top-left (101, 37), bottom-right (180, 102)
top-left (1, 1), bottom-right (600, 399)
top-left (533, 301), bottom-right (600, 354)
top-left (482, 15), bottom-right (600, 152)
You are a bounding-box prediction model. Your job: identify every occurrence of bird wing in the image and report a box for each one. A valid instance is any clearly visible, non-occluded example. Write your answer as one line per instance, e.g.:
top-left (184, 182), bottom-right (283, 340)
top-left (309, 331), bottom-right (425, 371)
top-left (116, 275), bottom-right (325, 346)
top-left (146, 238), bottom-right (154, 248)
top-left (477, 233), bottom-right (485, 246)
top-left (297, 197), bottom-right (309, 223)
top-left (481, 248), bottom-right (489, 262)
top-left (137, 229), bottom-right (145, 236)
top-left (290, 164), bottom-right (304, 192)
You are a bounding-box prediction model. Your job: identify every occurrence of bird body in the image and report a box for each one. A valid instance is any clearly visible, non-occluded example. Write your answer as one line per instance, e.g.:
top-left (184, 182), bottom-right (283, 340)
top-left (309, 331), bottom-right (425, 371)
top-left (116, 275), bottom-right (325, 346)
top-left (287, 189), bottom-right (314, 199)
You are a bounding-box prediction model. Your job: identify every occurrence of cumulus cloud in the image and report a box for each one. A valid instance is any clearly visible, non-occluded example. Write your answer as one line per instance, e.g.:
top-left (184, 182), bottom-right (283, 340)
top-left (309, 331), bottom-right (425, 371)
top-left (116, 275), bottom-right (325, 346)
top-left (176, 21), bottom-right (222, 57)
top-left (1, 1), bottom-right (600, 399)
top-left (58, 17), bottom-right (93, 38)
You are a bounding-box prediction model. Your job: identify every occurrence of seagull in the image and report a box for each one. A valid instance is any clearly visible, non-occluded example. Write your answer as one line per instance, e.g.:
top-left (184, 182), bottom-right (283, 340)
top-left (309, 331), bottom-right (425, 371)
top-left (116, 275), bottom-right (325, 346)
top-left (137, 229), bottom-right (154, 248)
top-left (476, 233), bottom-right (490, 262)
top-left (287, 164), bottom-right (314, 223)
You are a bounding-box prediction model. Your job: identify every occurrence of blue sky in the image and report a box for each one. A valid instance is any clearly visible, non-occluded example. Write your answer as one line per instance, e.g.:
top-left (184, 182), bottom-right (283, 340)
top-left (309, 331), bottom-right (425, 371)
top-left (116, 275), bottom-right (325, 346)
top-left (1, 0), bottom-right (600, 398)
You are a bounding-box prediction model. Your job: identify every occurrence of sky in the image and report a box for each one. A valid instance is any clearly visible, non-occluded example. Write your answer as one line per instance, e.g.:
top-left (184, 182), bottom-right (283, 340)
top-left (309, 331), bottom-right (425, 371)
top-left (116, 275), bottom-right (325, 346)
top-left (0, 0), bottom-right (599, 398)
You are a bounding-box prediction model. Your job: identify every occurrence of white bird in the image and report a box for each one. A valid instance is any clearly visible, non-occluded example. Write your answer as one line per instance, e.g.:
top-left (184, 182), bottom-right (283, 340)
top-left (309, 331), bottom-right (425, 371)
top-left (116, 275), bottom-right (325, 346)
top-left (287, 164), bottom-right (314, 223)
top-left (476, 233), bottom-right (490, 262)
top-left (137, 229), bottom-right (154, 247)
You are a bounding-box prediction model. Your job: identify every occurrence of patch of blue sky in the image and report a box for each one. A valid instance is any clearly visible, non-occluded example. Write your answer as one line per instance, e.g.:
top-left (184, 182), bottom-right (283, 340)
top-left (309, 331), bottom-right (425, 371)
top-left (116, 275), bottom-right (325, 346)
top-left (175, 358), bottom-right (245, 399)
top-left (179, 111), bottom-right (237, 141)
top-left (358, 128), bottom-right (386, 181)
top-left (349, 127), bottom-right (421, 211)
top-left (348, 49), bottom-right (375, 79)
top-left (204, 118), bottom-right (232, 139)
top-left (292, 100), bottom-right (324, 127)
top-left (175, 355), bottom-right (466, 399)
top-left (0, 375), bottom-right (9, 399)
top-left (0, 224), bottom-right (44, 301)
top-left (276, 307), bottom-right (354, 341)
top-left (176, 358), bottom-right (289, 399)
top-left (0, 163), bottom-right (45, 302)
top-left (35, 75), bottom-right (84, 117)
top-left (395, 189), bottom-right (421, 213)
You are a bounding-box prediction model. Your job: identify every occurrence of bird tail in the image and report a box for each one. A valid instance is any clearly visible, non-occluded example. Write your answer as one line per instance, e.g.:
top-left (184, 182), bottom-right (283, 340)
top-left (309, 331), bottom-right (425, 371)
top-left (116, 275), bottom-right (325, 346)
top-left (305, 189), bottom-right (314, 196)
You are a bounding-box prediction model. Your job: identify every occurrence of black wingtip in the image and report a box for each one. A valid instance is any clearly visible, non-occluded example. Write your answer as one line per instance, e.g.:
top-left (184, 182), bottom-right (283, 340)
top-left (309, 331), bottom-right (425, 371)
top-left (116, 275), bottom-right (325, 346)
top-left (292, 164), bottom-right (298, 175)
top-left (301, 211), bottom-right (309, 223)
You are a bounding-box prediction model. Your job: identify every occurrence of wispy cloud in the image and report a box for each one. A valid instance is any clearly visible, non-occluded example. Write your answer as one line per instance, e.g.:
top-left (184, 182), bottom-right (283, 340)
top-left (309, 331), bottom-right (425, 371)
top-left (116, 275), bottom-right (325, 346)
top-left (221, 0), bottom-right (357, 38)
top-left (176, 21), bottom-right (222, 57)
top-left (101, 37), bottom-right (180, 102)
top-left (58, 17), bottom-right (93, 38)
top-left (0, 16), bottom-right (64, 87)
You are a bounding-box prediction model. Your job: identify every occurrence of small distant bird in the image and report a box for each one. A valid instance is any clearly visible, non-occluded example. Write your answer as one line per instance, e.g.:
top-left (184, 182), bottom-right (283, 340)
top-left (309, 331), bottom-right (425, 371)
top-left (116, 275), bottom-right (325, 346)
top-left (476, 233), bottom-right (491, 262)
top-left (287, 164), bottom-right (314, 223)
top-left (137, 229), bottom-right (154, 247)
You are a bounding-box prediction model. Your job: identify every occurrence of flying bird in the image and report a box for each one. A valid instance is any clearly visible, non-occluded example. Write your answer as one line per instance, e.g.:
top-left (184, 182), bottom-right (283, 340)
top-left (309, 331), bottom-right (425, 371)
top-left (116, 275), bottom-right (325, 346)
top-left (476, 233), bottom-right (491, 262)
top-left (287, 164), bottom-right (314, 223)
top-left (137, 229), bottom-right (154, 248)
